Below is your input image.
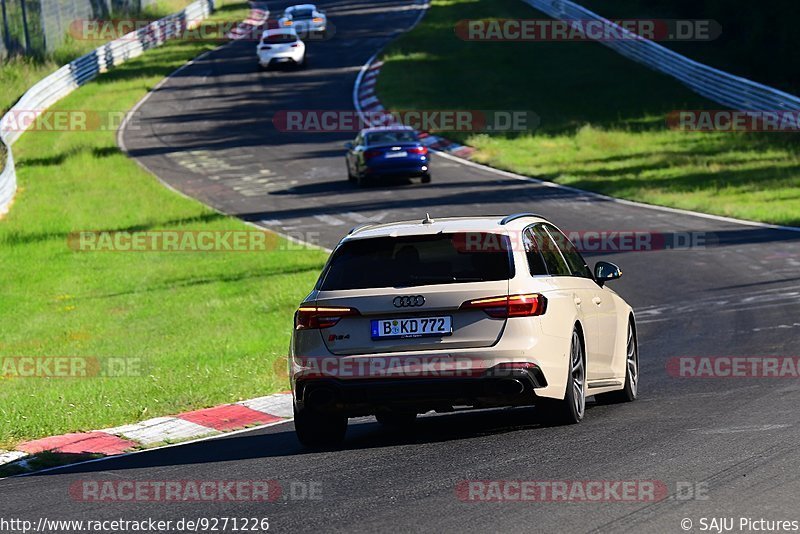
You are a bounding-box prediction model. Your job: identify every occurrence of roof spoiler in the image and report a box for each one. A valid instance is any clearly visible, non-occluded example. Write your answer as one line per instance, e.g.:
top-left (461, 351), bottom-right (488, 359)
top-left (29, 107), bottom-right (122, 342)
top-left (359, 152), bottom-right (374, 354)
top-left (348, 223), bottom-right (375, 235)
top-left (499, 212), bottom-right (548, 225)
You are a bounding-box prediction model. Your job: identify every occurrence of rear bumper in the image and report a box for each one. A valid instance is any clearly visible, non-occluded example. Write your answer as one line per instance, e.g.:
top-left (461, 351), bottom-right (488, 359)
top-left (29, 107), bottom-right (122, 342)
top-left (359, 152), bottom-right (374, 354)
top-left (362, 164), bottom-right (429, 178)
top-left (258, 51), bottom-right (303, 66)
top-left (295, 365), bottom-right (547, 416)
top-left (296, 25), bottom-right (326, 34)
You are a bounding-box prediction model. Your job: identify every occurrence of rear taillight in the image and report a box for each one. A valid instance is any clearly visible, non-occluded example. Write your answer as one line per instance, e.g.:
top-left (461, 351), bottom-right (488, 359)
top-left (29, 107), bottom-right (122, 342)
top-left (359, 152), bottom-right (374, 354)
top-left (364, 149), bottom-right (382, 160)
top-left (408, 146), bottom-right (428, 155)
top-left (460, 294), bottom-right (547, 318)
top-left (295, 306), bottom-right (360, 330)
top-left (290, 43), bottom-right (299, 47)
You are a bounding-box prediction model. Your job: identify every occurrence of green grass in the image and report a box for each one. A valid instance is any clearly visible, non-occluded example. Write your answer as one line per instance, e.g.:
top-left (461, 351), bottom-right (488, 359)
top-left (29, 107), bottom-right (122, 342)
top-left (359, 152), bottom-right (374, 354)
top-left (0, 1), bottom-right (328, 449)
top-left (377, 0), bottom-right (800, 226)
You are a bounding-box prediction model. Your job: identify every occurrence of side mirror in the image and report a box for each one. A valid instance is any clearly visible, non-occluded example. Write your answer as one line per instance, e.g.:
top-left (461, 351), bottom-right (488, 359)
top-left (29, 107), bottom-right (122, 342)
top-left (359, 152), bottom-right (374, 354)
top-left (594, 261), bottom-right (622, 286)
top-left (344, 142), bottom-right (353, 150)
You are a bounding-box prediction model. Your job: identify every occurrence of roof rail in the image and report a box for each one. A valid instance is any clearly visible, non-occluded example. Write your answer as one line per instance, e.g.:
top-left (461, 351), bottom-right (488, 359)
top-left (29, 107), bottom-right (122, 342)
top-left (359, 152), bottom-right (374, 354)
top-left (499, 212), bottom-right (547, 225)
top-left (347, 223), bottom-right (375, 235)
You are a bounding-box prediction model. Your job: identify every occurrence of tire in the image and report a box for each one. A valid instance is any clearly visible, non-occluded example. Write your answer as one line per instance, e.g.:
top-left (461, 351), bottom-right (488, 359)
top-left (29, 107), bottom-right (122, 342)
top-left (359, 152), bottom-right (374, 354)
top-left (540, 327), bottom-right (585, 425)
top-left (420, 172), bottom-right (431, 184)
top-left (356, 173), bottom-right (368, 187)
top-left (347, 161), bottom-right (355, 182)
top-left (293, 405), bottom-right (347, 448)
top-left (376, 411), bottom-right (417, 427)
top-left (595, 320), bottom-right (639, 404)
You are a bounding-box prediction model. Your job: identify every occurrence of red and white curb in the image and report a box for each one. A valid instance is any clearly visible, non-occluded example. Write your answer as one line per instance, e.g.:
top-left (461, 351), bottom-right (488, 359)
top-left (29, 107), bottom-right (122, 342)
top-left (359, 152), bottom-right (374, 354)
top-left (1, 393), bottom-right (293, 470)
top-left (353, 20), bottom-right (476, 161)
top-left (225, 3), bottom-right (269, 41)
top-left (0, 450), bottom-right (27, 465)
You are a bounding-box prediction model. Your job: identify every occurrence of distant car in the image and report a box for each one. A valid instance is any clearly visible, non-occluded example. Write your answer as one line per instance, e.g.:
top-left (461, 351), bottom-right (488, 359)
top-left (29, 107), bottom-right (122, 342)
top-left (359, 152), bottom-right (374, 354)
top-left (279, 4), bottom-right (327, 37)
top-left (256, 28), bottom-right (306, 69)
top-left (288, 213), bottom-right (638, 447)
top-left (345, 126), bottom-right (431, 186)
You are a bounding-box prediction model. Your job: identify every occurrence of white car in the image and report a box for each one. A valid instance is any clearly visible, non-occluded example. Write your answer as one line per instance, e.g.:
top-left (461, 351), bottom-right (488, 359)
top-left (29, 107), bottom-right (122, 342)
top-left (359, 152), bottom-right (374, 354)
top-left (256, 28), bottom-right (306, 69)
top-left (278, 4), bottom-right (327, 37)
top-left (289, 213), bottom-right (639, 447)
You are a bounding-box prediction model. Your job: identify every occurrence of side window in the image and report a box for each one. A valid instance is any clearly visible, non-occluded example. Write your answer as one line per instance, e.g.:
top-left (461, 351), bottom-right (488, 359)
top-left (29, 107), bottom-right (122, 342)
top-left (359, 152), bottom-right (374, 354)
top-left (531, 225), bottom-right (571, 276)
top-left (522, 227), bottom-right (548, 276)
top-left (544, 224), bottom-right (593, 279)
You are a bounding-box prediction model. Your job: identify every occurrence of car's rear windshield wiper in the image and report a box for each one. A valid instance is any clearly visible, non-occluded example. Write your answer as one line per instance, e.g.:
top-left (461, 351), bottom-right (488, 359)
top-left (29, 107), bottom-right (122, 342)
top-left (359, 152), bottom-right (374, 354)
top-left (406, 275), bottom-right (485, 283)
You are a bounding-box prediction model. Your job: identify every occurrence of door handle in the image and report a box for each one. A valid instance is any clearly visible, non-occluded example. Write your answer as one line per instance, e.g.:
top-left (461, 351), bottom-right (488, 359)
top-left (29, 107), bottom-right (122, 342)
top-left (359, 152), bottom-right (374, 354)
top-left (574, 297), bottom-right (582, 306)
top-left (592, 297), bottom-right (602, 306)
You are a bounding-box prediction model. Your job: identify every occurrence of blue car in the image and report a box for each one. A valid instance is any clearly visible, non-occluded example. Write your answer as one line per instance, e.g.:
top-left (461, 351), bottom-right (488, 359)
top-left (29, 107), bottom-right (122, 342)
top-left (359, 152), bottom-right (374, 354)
top-left (345, 126), bottom-right (431, 187)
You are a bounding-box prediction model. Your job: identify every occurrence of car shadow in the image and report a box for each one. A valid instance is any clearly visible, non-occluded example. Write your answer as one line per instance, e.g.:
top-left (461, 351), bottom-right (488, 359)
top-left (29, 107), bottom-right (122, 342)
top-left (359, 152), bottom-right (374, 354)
top-left (25, 404), bottom-right (601, 477)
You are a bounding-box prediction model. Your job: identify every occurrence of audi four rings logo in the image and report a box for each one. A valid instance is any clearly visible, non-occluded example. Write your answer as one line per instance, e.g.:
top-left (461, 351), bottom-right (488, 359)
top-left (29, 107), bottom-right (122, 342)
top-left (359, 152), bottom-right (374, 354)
top-left (393, 295), bottom-right (425, 307)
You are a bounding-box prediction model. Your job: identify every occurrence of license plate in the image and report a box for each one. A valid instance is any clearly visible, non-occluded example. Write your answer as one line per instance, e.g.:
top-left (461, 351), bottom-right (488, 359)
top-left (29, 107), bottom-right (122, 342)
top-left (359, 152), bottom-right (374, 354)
top-left (371, 316), bottom-right (452, 339)
top-left (385, 151), bottom-right (407, 158)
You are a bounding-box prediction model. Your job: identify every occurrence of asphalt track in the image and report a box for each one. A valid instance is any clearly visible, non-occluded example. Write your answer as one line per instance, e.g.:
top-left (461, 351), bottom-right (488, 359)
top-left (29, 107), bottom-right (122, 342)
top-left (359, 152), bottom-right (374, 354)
top-left (3, 0), bottom-right (800, 532)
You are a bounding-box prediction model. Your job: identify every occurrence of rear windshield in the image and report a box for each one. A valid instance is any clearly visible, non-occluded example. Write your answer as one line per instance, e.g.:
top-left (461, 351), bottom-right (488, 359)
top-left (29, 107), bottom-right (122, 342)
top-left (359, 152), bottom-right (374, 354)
top-left (366, 130), bottom-right (418, 146)
top-left (262, 33), bottom-right (297, 44)
top-left (290, 8), bottom-right (314, 18)
top-left (318, 234), bottom-right (513, 290)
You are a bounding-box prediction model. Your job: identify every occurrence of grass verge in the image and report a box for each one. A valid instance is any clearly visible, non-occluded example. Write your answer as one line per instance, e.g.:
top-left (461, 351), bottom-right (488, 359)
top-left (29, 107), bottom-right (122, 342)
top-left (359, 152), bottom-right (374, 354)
top-left (376, 0), bottom-right (800, 226)
top-left (0, 1), bottom-right (327, 449)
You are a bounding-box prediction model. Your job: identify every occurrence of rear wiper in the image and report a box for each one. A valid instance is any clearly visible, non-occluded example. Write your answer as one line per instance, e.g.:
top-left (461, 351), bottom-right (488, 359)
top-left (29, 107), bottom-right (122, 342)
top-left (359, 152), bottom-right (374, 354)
top-left (407, 275), bottom-right (484, 283)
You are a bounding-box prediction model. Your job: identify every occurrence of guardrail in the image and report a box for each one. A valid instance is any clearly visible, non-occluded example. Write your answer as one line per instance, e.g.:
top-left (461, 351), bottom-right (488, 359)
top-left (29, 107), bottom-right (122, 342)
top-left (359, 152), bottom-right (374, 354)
top-left (0, 0), bottom-right (216, 216)
top-left (524, 0), bottom-right (800, 112)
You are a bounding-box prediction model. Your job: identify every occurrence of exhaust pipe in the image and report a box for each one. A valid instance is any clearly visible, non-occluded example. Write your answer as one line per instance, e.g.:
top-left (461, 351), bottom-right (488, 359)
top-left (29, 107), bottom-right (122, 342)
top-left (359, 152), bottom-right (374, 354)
top-left (305, 387), bottom-right (337, 408)
top-left (494, 378), bottom-right (525, 396)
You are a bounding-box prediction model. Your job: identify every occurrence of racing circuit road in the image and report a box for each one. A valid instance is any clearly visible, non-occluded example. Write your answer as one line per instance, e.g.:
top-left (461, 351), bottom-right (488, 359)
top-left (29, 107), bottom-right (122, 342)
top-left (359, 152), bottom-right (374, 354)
top-left (3, 0), bottom-right (800, 531)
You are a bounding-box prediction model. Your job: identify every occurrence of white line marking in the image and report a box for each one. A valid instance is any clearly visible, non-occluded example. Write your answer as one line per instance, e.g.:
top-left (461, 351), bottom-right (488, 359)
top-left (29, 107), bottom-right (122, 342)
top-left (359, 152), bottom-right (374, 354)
top-left (691, 424), bottom-right (790, 434)
top-left (314, 214), bottom-right (346, 226)
top-left (344, 211), bottom-right (371, 222)
top-left (433, 150), bottom-right (800, 233)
